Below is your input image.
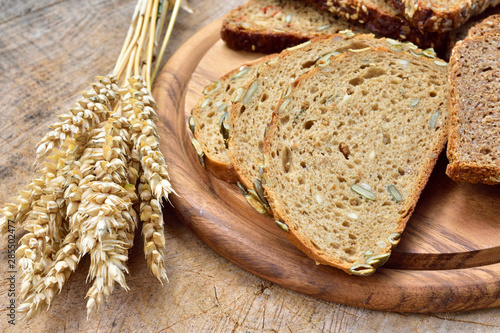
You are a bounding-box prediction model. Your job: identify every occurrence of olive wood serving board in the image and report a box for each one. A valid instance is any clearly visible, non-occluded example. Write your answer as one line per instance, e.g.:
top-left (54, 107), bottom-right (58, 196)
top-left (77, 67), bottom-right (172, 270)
top-left (153, 18), bottom-right (500, 313)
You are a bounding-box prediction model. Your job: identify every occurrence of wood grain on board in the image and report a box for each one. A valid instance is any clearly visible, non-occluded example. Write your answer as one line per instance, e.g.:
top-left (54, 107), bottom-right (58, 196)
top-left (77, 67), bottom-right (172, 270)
top-left (153, 17), bottom-right (500, 313)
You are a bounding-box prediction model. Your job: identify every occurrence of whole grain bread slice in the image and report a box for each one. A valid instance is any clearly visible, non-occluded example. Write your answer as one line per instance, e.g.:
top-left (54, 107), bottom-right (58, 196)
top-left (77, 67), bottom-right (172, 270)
top-left (263, 47), bottom-right (449, 275)
top-left (220, 0), bottom-right (372, 54)
top-left (191, 54), bottom-right (276, 182)
top-left (446, 29), bottom-right (500, 184)
top-left (304, 0), bottom-right (447, 50)
top-left (388, 0), bottom-right (500, 32)
top-left (229, 32), bottom-right (432, 193)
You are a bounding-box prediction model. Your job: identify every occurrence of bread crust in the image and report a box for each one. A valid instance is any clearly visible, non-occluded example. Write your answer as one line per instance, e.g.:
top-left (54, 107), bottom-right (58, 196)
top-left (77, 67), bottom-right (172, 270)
top-left (221, 23), bottom-right (311, 54)
top-left (446, 29), bottom-right (500, 185)
top-left (191, 54), bottom-right (276, 183)
top-left (304, 0), bottom-right (448, 51)
top-left (388, 0), bottom-right (500, 32)
top-left (220, 0), bottom-right (371, 54)
top-left (263, 48), bottom-right (449, 274)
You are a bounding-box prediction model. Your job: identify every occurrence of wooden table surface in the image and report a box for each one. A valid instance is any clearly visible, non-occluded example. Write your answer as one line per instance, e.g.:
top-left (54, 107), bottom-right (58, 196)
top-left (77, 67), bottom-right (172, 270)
top-left (1, 1), bottom-right (500, 332)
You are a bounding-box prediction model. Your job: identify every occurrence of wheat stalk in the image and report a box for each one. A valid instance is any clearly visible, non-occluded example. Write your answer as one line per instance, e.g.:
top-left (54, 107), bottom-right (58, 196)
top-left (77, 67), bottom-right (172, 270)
top-left (2, 0), bottom-right (187, 320)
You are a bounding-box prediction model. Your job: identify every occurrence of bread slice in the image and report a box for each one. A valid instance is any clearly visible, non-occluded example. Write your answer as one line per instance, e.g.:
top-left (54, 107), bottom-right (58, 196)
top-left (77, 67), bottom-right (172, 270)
top-left (388, 0), bottom-right (500, 32)
top-left (303, 0), bottom-right (447, 50)
top-left (191, 55), bottom-right (276, 182)
top-left (220, 0), bottom-right (372, 54)
top-left (263, 47), bottom-right (449, 275)
top-left (446, 30), bottom-right (500, 184)
top-left (229, 32), bottom-right (431, 192)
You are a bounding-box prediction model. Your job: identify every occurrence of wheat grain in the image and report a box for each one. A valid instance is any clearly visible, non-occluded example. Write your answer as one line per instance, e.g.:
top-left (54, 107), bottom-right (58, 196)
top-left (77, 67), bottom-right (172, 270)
top-left (122, 76), bottom-right (175, 201)
top-left (35, 75), bottom-right (119, 162)
top-left (139, 174), bottom-right (168, 282)
top-left (5, 0), bottom-right (185, 321)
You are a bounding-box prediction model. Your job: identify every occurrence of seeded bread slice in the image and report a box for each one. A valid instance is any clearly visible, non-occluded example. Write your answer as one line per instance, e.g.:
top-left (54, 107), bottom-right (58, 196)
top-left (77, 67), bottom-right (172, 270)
top-left (229, 33), bottom-right (432, 192)
top-left (263, 47), bottom-right (449, 275)
top-left (388, 0), bottom-right (500, 32)
top-left (221, 0), bottom-right (372, 54)
top-left (191, 55), bottom-right (276, 182)
top-left (304, 0), bottom-right (447, 50)
top-left (446, 30), bottom-right (500, 184)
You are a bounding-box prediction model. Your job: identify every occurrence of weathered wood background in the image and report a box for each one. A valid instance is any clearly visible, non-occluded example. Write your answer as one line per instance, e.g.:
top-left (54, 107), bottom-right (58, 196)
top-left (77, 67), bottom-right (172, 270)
top-left (1, 0), bottom-right (500, 331)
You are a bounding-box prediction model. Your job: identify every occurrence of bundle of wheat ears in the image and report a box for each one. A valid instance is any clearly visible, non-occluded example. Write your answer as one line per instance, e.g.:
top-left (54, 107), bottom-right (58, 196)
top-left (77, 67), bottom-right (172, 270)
top-left (0, 0), bottom-right (191, 320)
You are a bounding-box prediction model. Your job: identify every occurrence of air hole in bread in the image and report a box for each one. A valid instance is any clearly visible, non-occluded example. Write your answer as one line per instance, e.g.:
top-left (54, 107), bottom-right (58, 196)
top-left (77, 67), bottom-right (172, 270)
top-left (239, 105), bottom-right (246, 115)
top-left (363, 67), bottom-right (386, 79)
top-left (349, 198), bottom-right (360, 206)
top-left (300, 161), bottom-right (307, 168)
top-left (383, 133), bottom-right (391, 145)
top-left (261, 93), bottom-right (269, 102)
top-left (349, 77), bottom-right (364, 86)
top-left (339, 41), bottom-right (369, 51)
top-left (429, 91), bottom-right (437, 97)
top-left (342, 221), bottom-right (350, 227)
top-left (343, 247), bottom-right (356, 256)
top-left (301, 60), bottom-right (316, 69)
top-left (480, 148), bottom-right (491, 155)
top-left (282, 147), bottom-right (292, 173)
top-left (304, 120), bottom-right (314, 130)
top-left (280, 115), bottom-right (289, 125)
top-left (339, 142), bottom-right (350, 159)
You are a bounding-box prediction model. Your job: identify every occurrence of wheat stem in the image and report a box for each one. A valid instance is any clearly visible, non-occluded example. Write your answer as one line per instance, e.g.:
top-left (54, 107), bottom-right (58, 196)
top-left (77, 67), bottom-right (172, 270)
top-left (152, 0), bottom-right (181, 84)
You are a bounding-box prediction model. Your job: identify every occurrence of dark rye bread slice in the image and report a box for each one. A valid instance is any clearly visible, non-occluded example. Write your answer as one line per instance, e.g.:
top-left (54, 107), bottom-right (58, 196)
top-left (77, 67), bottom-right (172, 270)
top-left (303, 0), bottom-right (448, 50)
top-left (263, 47), bottom-right (449, 275)
top-left (388, 0), bottom-right (500, 32)
top-left (446, 30), bottom-right (500, 184)
top-left (229, 33), bottom-right (431, 192)
top-left (220, 0), bottom-right (372, 54)
top-left (191, 54), bottom-right (276, 182)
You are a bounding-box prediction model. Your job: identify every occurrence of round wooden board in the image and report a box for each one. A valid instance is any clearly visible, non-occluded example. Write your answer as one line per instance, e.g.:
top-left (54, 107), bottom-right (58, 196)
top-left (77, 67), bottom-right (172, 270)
top-left (153, 18), bottom-right (500, 313)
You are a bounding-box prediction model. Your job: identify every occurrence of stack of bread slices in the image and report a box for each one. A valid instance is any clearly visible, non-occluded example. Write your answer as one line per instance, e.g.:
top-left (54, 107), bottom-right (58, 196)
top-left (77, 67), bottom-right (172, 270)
top-left (189, 2), bottom-right (499, 276)
top-left (190, 32), bottom-right (451, 275)
top-left (221, 0), bottom-right (500, 57)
